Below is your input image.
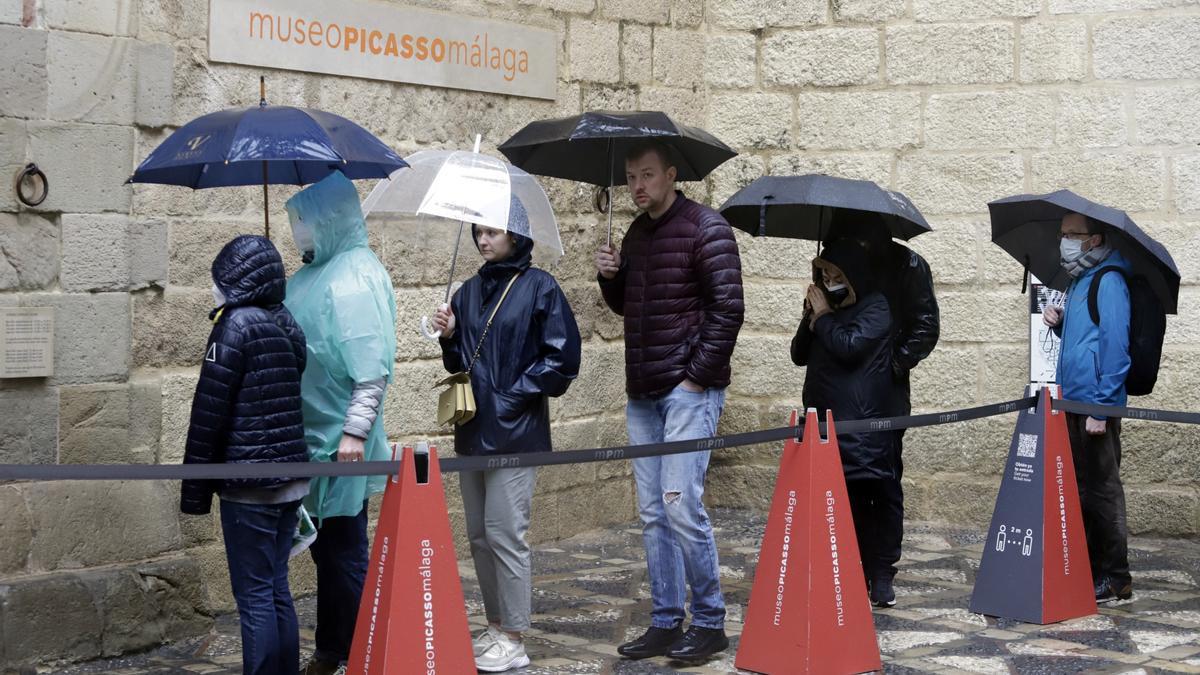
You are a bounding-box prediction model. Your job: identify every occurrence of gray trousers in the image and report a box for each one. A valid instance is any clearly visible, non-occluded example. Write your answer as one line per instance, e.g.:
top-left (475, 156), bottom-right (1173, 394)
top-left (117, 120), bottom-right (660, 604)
top-left (460, 467), bottom-right (538, 632)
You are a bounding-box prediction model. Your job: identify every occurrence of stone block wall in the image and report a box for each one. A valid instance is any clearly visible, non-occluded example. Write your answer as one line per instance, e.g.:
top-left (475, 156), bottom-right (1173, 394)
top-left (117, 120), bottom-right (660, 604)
top-left (2, 0), bottom-right (1199, 667)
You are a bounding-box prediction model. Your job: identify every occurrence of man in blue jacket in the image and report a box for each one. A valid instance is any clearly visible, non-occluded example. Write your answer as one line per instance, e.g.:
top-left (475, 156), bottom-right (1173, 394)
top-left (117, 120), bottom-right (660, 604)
top-left (1043, 212), bottom-right (1133, 603)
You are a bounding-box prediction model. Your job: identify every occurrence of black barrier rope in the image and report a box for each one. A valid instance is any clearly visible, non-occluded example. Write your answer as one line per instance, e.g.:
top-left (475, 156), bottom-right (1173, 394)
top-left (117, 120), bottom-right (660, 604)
top-left (0, 396), bottom-right (1039, 482)
top-left (1051, 398), bottom-right (1200, 425)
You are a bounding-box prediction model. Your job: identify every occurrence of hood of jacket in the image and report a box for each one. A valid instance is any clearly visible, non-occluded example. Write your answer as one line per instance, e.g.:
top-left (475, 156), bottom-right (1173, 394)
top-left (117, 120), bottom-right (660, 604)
top-left (285, 170), bottom-right (369, 266)
top-left (211, 234), bottom-right (287, 310)
top-left (814, 238), bottom-right (877, 302)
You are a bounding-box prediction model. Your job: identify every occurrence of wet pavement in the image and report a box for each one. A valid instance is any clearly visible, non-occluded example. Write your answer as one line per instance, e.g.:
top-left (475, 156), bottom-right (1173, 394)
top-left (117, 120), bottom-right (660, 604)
top-left (44, 508), bottom-right (1200, 674)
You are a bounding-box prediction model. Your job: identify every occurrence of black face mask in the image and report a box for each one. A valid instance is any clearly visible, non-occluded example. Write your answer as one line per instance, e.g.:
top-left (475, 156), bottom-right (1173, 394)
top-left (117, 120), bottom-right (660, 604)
top-left (823, 283), bottom-right (850, 306)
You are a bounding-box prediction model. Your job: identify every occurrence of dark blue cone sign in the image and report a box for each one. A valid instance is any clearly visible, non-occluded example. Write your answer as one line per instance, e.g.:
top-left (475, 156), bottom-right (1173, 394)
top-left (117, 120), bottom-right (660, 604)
top-left (970, 389), bottom-right (1097, 624)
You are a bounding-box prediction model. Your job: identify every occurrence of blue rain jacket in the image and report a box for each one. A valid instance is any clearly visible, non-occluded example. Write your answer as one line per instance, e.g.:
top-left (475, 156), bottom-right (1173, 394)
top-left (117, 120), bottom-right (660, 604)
top-left (1055, 249), bottom-right (1132, 417)
top-left (284, 171), bottom-right (397, 519)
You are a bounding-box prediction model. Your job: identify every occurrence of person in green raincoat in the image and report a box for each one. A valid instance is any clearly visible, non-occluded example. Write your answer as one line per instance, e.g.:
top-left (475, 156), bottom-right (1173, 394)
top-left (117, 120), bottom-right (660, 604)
top-left (283, 171), bottom-right (397, 675)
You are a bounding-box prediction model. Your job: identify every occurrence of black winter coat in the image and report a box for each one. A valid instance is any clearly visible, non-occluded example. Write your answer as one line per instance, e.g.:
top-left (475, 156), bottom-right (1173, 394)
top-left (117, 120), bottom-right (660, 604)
top-left (440, 242), bottom-right (581, 456)
top-left (180, 235), bottom-right (308, 515)
top-left (599, 192), bottom-right (744, 398)
top-left (792, 241), bottom-right (895, 481)
top-left (878, 242), bottom-right (939, 416)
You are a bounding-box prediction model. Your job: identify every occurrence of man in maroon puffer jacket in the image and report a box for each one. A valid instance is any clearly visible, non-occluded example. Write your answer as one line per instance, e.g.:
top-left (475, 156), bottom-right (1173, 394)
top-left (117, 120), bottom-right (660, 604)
top-left (596, 141), bottom-right (744, 662)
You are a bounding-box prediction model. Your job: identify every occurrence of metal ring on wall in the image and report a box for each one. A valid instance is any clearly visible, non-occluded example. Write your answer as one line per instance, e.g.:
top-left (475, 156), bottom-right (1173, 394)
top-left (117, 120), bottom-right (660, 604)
top-left (14, 163), bottom-right (48, 207)
top-left (593, 185), bottom-right (610, 214)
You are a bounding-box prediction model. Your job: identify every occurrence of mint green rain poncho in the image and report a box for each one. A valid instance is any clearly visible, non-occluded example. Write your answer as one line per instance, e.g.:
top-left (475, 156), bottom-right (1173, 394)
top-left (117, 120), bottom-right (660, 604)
top-left (284, 171), bottom-right (397, 520)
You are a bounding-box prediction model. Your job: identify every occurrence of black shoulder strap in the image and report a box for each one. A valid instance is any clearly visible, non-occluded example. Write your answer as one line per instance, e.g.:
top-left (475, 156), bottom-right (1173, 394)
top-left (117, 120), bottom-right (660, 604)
top-left (1087, 266), bottom-right (1127, 326)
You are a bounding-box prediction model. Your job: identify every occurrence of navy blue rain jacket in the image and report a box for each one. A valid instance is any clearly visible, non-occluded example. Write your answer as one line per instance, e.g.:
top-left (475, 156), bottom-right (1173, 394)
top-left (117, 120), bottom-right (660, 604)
top-left (180, 235), bottom-right (308, 515)
top-left (439, 232), bottom-right (582, 456)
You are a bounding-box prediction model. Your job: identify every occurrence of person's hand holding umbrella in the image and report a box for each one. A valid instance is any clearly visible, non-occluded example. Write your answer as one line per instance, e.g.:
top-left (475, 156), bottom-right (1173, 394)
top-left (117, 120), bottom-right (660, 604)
top-left (430, 305), bottom-right (456, 340)
top-left (1043, 304), bottom-right (1063, 328)
top-left (596, 244), bottom-right (622, 280)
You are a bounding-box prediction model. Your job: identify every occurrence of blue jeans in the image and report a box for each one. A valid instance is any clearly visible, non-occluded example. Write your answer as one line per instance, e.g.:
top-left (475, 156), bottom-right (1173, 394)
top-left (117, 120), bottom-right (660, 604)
top-left (220, 499), bottom-right (302, 675)
top-left (627, 384), bottom-right (726, 630)
top-left (309, 501), bottom-right (369, 665)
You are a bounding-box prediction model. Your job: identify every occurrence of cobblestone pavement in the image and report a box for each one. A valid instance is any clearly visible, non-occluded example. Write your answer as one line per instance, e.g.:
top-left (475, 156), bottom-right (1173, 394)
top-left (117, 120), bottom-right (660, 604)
top-left (44, 508), bottom-right (1200, 674)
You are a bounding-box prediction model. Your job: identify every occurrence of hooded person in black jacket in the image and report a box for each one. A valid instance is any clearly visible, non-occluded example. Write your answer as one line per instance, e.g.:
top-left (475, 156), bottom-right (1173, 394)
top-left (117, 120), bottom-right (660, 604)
top-left (823, 215), bottom-right (940, 607)
top-left (432, 214), bottom-right (581, 672)
top-left (179, 235), bottom-right (308, 675)
top-left (791, 239), bottom-right (899, 607)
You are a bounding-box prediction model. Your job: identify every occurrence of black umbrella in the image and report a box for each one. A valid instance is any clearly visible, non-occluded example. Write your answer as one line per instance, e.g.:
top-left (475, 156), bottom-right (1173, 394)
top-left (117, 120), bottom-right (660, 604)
top-left (989, 189), bottom-right (1180, 313)
top-left (498, 111), bottom-right (736, 243)
top-left (718, 174), bottom-right (932, 242)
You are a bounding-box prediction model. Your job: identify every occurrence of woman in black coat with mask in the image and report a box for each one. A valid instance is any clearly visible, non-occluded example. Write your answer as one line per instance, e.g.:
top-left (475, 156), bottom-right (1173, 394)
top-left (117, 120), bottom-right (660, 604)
top-left (790, 238), bottom-right (900, 608)
top-left (431, 220), bottom-right (581, 673)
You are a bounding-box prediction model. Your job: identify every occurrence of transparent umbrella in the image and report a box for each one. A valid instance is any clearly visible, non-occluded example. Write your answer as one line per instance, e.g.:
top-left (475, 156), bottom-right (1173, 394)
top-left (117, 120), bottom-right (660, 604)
top-left (362, 136), bottom-right (563, 338)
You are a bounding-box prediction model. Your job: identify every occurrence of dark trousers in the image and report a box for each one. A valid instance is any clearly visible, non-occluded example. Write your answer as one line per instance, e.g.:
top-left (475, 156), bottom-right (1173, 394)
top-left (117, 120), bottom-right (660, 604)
top-left (309, 501), bottom-right (369, 665)
top-left (1066, 413), bottom-right (1131, 587)
top-left (220, 499), bottom-right (302, 675)
top-left (847, 475), bottom-right (904, 584)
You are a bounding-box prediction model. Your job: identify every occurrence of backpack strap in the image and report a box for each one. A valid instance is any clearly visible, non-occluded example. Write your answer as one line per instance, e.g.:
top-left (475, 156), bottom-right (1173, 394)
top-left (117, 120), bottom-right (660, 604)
top-left (1087, 266), bottom-right (1127, 326)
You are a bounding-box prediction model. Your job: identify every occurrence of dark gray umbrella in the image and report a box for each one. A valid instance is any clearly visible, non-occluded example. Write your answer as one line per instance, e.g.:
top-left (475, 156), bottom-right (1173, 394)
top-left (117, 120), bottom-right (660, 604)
top-left (989, 189), bottom-right (1180, 313)
top-left (498, 111), bottom-right (736, 244)
top-left (718, 174), bottom-right (932, 242)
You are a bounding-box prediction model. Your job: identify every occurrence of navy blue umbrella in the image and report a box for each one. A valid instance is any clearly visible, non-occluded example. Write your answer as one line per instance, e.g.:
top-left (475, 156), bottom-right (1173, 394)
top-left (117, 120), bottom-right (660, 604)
top-left (128, 78), bottom-right (407, 236)
top-left (989, 189), bottom-right (1180, 313)
top-left (719, 174), bottom-right (932, 241)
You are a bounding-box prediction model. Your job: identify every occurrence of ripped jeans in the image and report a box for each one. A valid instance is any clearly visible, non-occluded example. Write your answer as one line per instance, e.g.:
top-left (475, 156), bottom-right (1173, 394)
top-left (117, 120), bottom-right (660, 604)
top-left (627, 384), bottom-right (726, 630)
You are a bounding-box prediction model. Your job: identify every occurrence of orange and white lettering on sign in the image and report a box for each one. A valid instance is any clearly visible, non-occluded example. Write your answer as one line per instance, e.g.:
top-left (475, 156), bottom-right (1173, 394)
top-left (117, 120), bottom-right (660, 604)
top-left (208, 0), bottom-right (558, 100)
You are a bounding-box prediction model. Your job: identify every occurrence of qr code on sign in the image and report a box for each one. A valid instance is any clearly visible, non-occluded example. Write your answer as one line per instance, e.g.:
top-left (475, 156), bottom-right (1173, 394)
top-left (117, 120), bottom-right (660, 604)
top-left (1017, 433), bottom-right (1038, 458)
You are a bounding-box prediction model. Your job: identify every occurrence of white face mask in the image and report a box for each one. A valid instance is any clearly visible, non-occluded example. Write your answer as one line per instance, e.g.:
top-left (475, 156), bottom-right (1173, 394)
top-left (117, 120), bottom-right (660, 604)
top-left (289, 210), bottom-right (315, 260)
top-left (1060, 237), bottom-right (1085, 263)
top-left (211, 282), bottom-right (226, 307)
top-left (824, 282), bottom-right (847, 293)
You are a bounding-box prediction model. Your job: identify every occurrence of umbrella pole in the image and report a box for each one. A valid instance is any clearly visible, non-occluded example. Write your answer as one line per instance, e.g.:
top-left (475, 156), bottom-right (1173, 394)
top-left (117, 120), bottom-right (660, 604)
top-left (606, 138), bottom-right (614, 247)
top-left (262, 161), bottom-right (270, 239)
top-left (444, 220), bottom-right (466, 303)
top-left (260, 76), bottom-right (270, 239)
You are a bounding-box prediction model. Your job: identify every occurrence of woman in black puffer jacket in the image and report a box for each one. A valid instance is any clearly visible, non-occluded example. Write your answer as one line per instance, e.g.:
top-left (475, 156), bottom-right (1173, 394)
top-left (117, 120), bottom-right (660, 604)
top-left (180, 234), bottom-right (308, 675)
top-left (790, 238), bottom-right (899, 609)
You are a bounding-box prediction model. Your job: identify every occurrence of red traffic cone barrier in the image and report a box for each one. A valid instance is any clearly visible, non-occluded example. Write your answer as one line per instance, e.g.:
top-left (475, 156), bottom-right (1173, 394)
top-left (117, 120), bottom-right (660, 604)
top-left (346, 444), bottom-right (474, 674)
top-left (736, 409), bottom-right (882, 675)
top-left (970, 387), bottom-right (1097, 624)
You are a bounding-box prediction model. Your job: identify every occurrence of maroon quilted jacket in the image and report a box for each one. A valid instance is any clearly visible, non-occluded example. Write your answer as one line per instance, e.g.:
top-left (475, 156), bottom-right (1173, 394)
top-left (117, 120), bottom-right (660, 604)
top-left (599, 192), bottom-right (745, 398)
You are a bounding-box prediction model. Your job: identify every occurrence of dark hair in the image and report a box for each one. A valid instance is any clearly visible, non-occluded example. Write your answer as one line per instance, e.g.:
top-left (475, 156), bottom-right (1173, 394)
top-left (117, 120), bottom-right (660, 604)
top-left (624, 141), bottom-right (675, 171)
top-left (1085, 216), bottom-right (1107, 242)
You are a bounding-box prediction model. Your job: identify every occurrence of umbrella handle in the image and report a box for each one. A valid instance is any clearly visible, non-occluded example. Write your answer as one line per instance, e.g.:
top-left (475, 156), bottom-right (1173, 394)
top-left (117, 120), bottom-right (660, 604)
top-left (420, 303), bottom-right (451, 341)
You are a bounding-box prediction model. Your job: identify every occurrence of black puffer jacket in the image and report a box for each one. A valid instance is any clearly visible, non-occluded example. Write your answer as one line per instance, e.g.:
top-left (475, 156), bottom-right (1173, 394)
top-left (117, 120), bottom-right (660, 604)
top-left (180, 235), bottom-right (308, 515)
top-left (598, 192), bottom-right (744, 398)
top-left (440, 233), bottom-right (581, 456)
top-left (791, 240), bottom-right (895, 481)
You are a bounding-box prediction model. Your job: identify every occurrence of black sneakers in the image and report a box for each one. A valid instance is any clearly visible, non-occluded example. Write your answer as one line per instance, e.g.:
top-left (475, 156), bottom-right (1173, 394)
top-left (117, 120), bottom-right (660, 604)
top-left (665, 626), bottom-right (729, 662)
top-left (617, 624), bottom-right (683, 660)
top-left (1095, 576), bottom-right (1133, 603)
top-left (617, 624), bottom-right (729, 662)
top-left (871, 576), bottom-right (897, 608)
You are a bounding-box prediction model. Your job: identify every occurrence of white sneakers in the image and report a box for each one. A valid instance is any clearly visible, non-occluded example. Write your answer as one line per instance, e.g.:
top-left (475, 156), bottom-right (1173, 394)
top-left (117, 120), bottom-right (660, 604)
top-left (473, 625), bottom-right (502, 657)
top-left (474, 628), bottom-right (530, 672)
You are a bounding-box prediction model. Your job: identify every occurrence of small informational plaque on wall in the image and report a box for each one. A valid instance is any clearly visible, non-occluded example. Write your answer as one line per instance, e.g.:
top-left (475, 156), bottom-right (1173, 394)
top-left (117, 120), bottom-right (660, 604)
top-left (0, 307), bottom-right (54, 378)
top-left (209, 0), bottom-right (558, 100)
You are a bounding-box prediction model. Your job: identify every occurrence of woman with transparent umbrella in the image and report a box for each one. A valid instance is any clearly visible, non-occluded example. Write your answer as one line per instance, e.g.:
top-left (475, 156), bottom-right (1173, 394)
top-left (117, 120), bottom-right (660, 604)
top-left (365, 143), bottom-right (581, 672)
